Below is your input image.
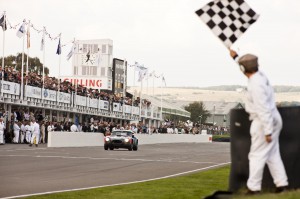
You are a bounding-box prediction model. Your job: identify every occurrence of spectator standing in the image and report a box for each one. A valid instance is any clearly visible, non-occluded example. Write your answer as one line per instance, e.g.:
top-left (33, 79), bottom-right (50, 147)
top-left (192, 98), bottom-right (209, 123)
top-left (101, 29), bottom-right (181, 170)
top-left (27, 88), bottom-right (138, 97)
top-left (77, 123), bottom-right (82, 132)
top-left (24, 111), bottom-right (30, 121)
top-left (70, 123), bottom-right (78, 132)
top-left (25, 121), bottom-right (31, 143)
top-left (29, 119), bottom-right (40, 147)
top-left (47, 122), bottom-right (54, 133)
top-left (40, 122), bottom-right (45, 143)
top-left (20, 121), bottom-right (26, 143)
top-left (0, 118), bottom-right (5, 145)
top-left (13, 121), bottom-right (20, 143)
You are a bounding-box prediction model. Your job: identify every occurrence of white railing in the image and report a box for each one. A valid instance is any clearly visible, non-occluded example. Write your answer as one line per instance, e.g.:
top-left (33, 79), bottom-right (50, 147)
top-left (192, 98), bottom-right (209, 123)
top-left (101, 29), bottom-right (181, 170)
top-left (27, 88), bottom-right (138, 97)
top-left (0, 80), bottom-right (162, 120)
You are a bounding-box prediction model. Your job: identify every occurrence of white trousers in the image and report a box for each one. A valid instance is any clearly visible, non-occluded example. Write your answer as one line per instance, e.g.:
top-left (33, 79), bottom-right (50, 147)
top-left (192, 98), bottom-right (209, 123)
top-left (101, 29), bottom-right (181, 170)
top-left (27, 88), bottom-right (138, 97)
top-left (31, 133), bottom-right (40, 145)
top-left (20, 132), bottom-right (25, 143)
top-left (13, 131), bottom-right (19, 143)
top-left (26, 132), bottom-right (31, 143)
top-left (247, 110), bottom-right (288, 191)
top-left (0, 131), bottom-right (4, 144)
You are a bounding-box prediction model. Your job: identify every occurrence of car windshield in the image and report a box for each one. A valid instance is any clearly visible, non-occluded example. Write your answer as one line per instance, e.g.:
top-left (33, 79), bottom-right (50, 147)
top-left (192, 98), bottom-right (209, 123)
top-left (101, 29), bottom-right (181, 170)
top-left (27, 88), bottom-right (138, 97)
top-left (111, 131), bottom-right (132, 136)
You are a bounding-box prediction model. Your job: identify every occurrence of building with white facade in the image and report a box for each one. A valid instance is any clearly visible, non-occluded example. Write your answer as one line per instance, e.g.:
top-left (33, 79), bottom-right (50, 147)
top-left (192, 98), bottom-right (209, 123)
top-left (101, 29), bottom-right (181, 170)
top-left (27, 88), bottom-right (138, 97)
top-left (61, 39), bottom-right (113, 90)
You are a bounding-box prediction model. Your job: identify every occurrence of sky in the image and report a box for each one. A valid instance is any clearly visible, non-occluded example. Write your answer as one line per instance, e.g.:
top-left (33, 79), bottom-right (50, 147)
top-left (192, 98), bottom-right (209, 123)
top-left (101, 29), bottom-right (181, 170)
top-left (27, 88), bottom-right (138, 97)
top-left (1, 0), bottom-right (300, 87)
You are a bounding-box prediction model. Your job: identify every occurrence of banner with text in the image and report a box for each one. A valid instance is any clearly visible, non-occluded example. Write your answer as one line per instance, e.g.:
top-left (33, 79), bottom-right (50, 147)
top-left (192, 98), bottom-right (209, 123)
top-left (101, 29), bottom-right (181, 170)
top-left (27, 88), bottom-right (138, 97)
top-left (99, 100), bottom-right (109, 110)
top-left (88, 98), bottom-right (98, 108)
top-left (75, 95), bottom-right (87, 106)
top-left (42, 89), bottom-right (57, 101)
top-left (58, 92), bottom-right (71, 104)
top-left (124, 105), bottom-right (132, 114)
top-left (25, 85), bottom-right (42, 99)
top-left (0, 81), bottom-right (20, 95)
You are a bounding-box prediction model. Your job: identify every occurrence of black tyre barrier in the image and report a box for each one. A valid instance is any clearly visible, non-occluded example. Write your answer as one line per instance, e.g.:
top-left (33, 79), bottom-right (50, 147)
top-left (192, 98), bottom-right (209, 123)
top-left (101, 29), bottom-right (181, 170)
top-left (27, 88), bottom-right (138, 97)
top-left (229, 107), bottom-right (300, 192)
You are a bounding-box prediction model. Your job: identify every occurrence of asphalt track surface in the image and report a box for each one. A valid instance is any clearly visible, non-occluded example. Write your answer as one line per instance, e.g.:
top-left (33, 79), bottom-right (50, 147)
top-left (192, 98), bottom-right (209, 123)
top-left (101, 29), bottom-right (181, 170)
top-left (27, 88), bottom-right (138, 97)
top-left (0, 142), bottom-right (230, 198)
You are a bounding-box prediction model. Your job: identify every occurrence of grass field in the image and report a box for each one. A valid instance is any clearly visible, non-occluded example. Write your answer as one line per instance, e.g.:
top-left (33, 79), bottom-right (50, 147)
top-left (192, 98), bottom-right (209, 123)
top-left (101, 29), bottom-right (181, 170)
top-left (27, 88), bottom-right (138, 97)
top-left (212, 134), bottom-right (231, 142)
top-left (24, 166), bottom-right (299, 199)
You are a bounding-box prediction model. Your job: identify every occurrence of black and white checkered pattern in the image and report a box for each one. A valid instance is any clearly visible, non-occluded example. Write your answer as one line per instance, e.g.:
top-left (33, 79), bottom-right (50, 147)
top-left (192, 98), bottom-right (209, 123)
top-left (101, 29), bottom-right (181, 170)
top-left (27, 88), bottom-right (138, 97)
top-left (196, 0), bottom-right (259, 47)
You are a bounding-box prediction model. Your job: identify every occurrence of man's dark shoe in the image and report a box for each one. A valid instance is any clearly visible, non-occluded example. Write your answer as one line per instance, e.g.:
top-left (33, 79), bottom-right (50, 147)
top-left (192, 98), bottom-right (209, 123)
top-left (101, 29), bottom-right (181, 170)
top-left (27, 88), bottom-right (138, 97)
top-left (246, 189), bottom-right (261, 195)
top-left (35, 144), bottom-right (38, 147)
top-left (275, 186), bottom-right (288, 193)
top-left (29, 144), bottom-right (32, 147)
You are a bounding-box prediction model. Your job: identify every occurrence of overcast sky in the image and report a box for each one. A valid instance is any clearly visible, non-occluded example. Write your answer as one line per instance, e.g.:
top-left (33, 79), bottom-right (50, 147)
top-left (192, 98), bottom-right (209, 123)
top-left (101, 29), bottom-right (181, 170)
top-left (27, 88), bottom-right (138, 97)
top-left (1, 0), bottom-right (300, 87)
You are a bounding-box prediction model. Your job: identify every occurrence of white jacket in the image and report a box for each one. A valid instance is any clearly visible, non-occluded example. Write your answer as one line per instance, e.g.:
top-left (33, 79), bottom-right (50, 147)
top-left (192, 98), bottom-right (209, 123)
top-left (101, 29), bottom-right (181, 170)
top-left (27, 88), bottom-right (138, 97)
top-left (245, 71), bottom-right (277, 135)
top-left (14, 123), bottom-right (20, 132)
top-left (0, 122), bottom-right (5, 132)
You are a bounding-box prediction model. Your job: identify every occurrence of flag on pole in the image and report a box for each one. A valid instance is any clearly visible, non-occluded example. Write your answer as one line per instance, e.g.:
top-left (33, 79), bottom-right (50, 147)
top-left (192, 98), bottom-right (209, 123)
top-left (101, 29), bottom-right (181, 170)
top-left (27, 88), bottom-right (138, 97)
top-left (40, 37), bottom-right (44, 51)
top-left (149, 70), bottom-right (155, 78)
top-left (40, 29), bottom-right (45, 51)
top-left (67, 43), bottom-right (76, 61)
top-left (162, 76), bottom-right (167, 87)
top-left (0, 14), bottom-right (7, 31)
top-left (16, 20), bottom-right (26, 38)
top-left (195, 0), bottom-right (259, 47)
top-left (136, 65), bottom-right (148, 82)
top-left (26, 23), bottom-right (30, 49)
top-left (56, 38), bottom-right (61, 55)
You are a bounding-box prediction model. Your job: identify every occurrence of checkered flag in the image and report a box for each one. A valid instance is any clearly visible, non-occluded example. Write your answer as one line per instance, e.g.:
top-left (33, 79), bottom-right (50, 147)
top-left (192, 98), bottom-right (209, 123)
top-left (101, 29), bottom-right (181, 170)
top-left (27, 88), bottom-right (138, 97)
top-left (196, 0), bottom-right (259, 47)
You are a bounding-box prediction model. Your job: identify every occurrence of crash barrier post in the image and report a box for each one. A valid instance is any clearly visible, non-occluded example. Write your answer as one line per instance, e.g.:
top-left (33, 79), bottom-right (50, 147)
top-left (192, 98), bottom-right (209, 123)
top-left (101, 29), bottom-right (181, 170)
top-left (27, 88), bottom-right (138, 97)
top-left (229, 107), bottom-right (300, 192)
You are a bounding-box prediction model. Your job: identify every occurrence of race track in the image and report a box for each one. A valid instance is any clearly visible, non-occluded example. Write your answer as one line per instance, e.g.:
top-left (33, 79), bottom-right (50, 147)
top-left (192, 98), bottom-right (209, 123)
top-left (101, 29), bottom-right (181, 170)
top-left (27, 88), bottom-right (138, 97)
top-left (0, 142), bottom-right (230, 198)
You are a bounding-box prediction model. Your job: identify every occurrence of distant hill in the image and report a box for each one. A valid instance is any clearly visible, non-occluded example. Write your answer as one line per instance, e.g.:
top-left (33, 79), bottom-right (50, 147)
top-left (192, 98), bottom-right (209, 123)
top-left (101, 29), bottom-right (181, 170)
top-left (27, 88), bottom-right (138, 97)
top-left (169, 85), bottom-right (300, 92)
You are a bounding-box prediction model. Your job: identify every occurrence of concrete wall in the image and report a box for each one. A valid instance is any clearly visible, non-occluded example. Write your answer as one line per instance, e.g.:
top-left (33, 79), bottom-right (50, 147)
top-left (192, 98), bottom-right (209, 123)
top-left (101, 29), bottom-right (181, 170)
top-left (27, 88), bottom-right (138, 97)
top-left (48, 132), bottom-right (212, 148)
top-left (229, 107), bottom-right (300, 192)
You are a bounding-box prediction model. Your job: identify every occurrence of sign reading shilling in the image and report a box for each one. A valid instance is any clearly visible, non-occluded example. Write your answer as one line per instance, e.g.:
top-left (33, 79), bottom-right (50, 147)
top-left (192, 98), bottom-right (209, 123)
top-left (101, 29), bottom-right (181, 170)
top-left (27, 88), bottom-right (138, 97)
top-left (61, 76), bottom-right (112, 90)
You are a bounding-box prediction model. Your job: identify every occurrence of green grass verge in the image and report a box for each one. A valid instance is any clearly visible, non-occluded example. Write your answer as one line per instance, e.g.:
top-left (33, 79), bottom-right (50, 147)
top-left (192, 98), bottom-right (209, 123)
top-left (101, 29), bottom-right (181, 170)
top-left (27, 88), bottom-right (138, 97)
top-left (23, 166), bottom-right (300, 199)
top-left (24, 166), bottom-right (230, 199)
top-left (212, 134), bottom-right (230, 142)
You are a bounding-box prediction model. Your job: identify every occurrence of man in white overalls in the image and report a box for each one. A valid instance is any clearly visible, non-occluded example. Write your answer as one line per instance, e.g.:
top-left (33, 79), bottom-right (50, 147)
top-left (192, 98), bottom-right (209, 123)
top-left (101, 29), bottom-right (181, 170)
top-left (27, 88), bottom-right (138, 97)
top-left (0, 118), bottom-right (5, 145)
top-left (13, 121), bottom-right (20, 143)
top-left (29, 119), bottom-right (40, 147)
top-left (25, 121), bottom-right (32, 144)
top-left (230, 49), bottom-right (289, 194)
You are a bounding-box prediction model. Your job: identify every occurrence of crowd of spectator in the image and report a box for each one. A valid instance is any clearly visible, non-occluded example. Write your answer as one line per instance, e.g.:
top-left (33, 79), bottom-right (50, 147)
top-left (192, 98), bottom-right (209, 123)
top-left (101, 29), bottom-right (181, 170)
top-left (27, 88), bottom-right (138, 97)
top-left (0, 66), bottom-right (152, 106)
top-left (0, 106), bottom-right (230, 145)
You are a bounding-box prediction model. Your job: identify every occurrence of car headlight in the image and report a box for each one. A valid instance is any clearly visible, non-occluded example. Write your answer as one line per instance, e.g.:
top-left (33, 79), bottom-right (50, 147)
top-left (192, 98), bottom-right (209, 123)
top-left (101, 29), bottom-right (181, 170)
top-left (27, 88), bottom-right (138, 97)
top-left (105, 137), bottom-right (110, 142)
top-left (124, 138), bottom-right (129, 142)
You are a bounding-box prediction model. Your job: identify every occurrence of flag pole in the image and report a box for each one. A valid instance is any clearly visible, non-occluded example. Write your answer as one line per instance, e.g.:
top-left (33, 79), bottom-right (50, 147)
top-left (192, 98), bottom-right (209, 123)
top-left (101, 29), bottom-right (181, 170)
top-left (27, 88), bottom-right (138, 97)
top-left (131, 63), bottom-right (136, 119)
top-left (42, 27), bottom-right (45, 91)
top-left (152, 71), bottom-right (155, 97)
top-left (58, 33), bottom-right (61, 92)
top-left (160, 74), bottom-right (163, 122)
top-left (1, 11), bottom-right (6, 98)
top-left (20, 23), bottom-right (25, 101)
top-left (26, 20), bottom-right (30, 86)
top-left (123, 59), bottom-right (126, 117)
top-left (139, 78), bottom-right (143, 122)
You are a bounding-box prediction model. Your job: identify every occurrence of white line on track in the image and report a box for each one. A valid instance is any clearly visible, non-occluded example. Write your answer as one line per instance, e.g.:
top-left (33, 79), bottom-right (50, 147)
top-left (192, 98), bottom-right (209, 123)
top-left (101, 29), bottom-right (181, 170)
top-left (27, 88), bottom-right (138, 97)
top-left (1, 162), bottom-right (231, 199)
top-left (0, 154), bottom-right (217, 164)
